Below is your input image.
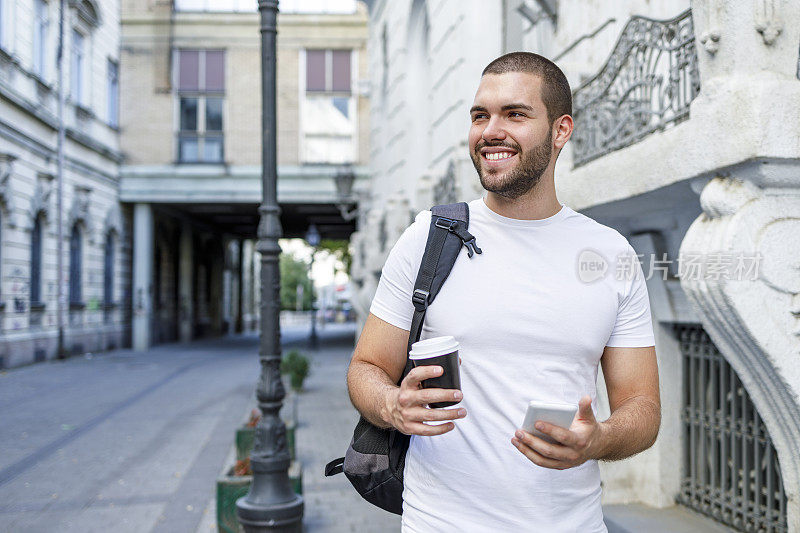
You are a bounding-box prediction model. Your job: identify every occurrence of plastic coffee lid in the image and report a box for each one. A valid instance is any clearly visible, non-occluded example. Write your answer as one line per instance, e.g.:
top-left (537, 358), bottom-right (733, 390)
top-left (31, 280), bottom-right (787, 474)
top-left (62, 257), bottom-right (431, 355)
top-left (409, 336), bottom-right (459, 359)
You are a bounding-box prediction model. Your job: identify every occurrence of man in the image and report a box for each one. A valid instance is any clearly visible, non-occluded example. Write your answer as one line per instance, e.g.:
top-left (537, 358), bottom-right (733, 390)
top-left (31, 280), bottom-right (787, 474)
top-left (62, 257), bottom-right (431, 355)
top-left (347, 52), bottom-right (660, 531)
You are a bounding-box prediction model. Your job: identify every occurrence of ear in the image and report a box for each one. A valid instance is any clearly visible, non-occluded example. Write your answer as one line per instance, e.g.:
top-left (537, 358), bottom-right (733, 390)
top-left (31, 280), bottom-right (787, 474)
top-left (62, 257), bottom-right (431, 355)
top-left (552, 114), bottom-right (574, 151)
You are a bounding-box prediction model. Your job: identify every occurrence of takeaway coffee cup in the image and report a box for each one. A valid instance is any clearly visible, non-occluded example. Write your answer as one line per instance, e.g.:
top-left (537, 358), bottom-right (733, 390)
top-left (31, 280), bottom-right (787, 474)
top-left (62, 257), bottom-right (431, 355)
top-left (409, 336), bottom-right (461, 408)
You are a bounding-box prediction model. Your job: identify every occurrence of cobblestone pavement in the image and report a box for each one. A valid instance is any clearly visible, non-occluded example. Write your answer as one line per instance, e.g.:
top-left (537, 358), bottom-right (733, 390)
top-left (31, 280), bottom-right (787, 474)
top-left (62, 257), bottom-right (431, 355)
top-left (0, 321), bottom-right (399, 533)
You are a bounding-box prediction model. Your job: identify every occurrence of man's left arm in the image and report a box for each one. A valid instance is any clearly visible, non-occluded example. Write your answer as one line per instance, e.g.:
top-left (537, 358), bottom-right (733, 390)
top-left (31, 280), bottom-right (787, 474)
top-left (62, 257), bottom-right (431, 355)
top-left (511, 345), bottom-right (660, 469)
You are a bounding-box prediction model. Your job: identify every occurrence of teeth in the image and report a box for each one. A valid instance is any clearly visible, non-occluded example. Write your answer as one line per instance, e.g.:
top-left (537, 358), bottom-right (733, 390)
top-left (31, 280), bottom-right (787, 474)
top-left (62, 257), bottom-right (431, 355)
top-left (486, 152), bottom-right (514, 161)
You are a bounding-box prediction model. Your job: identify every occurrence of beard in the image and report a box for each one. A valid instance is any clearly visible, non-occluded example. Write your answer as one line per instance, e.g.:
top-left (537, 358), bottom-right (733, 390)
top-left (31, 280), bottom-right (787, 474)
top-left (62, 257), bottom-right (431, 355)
top-left (471, 130), bottom-right (553, 199)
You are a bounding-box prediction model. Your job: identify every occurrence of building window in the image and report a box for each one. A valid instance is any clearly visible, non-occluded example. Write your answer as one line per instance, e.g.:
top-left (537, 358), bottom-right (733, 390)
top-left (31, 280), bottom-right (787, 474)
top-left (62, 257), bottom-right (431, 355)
top-left (676, 324), bottom-right (788, 531)
top-left (33, 0), bottom-right (48, 77)
top-left (175, 49), bottom-right (225, 163)
top-left (301, 49), bottom-right (355, 164)
top-left (30, 216), bottom-right (43, 305)
top-left (306, 49), bottom-right (351, 93)
top-left (104, 232), bottom-right (114, 306)
top-left (71, 29), bottom-right (85, 105)
top-left (0, 0), bottom-right (15, 53)
top-left (69, 224), bottom-right (82, 305)
top-left (107, 59), bottom-right (119, 127)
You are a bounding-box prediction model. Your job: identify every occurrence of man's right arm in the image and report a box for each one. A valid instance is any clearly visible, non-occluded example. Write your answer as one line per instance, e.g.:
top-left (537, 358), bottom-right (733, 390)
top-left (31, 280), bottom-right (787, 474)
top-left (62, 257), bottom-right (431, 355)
top-left (346, 313), bottom-right (466, 436)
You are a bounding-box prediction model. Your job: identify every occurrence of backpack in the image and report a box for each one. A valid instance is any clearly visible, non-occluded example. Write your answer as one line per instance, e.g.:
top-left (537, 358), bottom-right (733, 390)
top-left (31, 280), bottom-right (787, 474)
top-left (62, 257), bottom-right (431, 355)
top-left (324, 201), bottom-right (482, 515)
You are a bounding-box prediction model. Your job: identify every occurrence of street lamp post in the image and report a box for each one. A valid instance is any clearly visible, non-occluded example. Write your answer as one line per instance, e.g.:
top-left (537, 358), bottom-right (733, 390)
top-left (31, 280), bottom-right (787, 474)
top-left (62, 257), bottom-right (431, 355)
top-left (236, 1), bottom-right (304, 531)
top-left (334, 166), bottom-right (358, 221)
top-left (305, 224), bottom-right (320, 348)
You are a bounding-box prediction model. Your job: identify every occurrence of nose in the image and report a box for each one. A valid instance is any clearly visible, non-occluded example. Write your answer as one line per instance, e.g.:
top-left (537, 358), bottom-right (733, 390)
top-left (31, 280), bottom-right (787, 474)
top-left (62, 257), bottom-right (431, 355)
top-left (481, 115), bottom-right (506, 142)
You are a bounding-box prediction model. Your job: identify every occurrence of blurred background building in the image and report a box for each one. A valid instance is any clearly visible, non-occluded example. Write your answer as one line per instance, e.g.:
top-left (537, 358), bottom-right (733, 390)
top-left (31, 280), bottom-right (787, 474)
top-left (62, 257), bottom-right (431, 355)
top-left (119, 0), bottom-right (369, 350)
top-left (0, 0), bottom-right (127, 367)
top-left (354, 0), bottom-right (800, 531)
top-left (0, 0), bottom-right (369, 363)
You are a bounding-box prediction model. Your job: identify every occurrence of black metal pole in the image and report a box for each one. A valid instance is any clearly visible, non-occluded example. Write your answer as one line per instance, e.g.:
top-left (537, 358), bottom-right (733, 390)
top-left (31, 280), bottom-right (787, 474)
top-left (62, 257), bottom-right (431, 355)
top-left (309, 250), bottom-right (317, 348)
top-left (236, 1), bottom-right (304, 531)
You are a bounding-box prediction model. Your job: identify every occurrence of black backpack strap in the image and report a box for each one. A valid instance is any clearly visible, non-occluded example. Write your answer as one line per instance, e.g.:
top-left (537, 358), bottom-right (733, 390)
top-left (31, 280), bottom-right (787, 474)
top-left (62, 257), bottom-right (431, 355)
top-left (403, 202), bottom-right (481, 379)
top-left (325, 457), bottom-right (344, 476)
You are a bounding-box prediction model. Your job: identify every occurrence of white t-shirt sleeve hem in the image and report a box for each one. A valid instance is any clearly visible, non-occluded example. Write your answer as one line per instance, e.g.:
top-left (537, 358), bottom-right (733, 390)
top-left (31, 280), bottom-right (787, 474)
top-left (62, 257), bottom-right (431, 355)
top-left (370, 301), bottom-right (412, 331)
top-left (605, 334), bottom-right (655, 348)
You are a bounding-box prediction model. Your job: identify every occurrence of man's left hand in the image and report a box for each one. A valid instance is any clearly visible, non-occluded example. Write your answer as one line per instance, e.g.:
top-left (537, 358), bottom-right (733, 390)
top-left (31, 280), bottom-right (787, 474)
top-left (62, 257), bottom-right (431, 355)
top-left (511, 395), bottom-right (605, 470)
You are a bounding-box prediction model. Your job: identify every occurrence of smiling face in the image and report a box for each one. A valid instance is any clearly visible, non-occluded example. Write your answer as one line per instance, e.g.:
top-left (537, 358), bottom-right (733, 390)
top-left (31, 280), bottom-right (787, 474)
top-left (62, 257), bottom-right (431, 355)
top-left (469, 72), bottom-right (555, 199)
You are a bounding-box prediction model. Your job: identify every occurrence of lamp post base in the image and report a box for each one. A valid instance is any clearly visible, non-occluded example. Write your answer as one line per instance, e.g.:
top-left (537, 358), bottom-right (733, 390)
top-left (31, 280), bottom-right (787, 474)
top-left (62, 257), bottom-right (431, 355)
top-left (236, 493), bottom-right (303, 533)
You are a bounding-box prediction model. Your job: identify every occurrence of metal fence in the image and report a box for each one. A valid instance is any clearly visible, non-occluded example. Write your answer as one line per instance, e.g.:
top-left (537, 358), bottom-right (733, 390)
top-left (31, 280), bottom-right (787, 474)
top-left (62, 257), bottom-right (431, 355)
top-left (676, 324), bottom-right (787, 532)
top-left (571, 9), bottom-right (700, 167)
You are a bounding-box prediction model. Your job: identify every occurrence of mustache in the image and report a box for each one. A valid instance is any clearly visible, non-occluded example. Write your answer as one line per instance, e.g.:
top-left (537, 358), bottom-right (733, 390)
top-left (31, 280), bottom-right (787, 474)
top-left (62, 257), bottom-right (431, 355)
top-left (474, 140), bottom-right (521, 154)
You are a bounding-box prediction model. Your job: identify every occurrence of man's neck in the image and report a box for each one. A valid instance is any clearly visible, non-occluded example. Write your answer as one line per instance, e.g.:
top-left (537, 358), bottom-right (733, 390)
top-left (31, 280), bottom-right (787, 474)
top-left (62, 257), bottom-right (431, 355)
top-left (484, 179), bottom-right (562, 221)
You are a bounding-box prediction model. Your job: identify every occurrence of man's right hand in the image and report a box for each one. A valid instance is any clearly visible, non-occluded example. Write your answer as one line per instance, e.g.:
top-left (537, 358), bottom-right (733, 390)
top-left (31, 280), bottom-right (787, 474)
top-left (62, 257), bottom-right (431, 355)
top-left (385, 365), bottom-right (467, 436)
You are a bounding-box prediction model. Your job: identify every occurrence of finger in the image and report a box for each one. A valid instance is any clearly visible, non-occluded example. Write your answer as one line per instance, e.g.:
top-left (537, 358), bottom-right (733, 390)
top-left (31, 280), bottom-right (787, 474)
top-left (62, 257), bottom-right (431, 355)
top-left (533, 421), bottom-right (578, 447)
top-left (403, 365), bottom-right (443, 388)
top-left (577, 396), bottom-right (596, 422)
top-left (414, 387), bottom-right (463, 406)
top-left (406, 406), bottom-right (467, 422)
top-left (511, 437), bottom-right (568, 469)
top-left (516, 430), bottom-right (579, 463)
top-left (404, 421), bottom-right (455, 437)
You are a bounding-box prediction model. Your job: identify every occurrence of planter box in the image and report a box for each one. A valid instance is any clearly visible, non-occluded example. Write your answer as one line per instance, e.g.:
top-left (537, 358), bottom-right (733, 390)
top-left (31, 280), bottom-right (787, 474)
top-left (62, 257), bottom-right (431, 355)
top-left (235, 427), bottom-right (255, 462)
top-left (216, 463), bottom-right (303, 533)
top-left (289, 460), bottom-right (303, 495)
top-left (216, 469), bottom-right (252, 533)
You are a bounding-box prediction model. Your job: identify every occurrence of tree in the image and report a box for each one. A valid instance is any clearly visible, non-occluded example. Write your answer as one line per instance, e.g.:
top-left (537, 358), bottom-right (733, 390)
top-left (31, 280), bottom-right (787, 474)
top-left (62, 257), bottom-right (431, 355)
top-left (317, 239), bottom-right (352, 277)
top-left (279, 253), bottom-right (313, 311)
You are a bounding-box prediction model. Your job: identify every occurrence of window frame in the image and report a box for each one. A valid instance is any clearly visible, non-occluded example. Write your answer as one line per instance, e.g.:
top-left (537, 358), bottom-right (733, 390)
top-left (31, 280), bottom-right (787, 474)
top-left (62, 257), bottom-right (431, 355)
top-left (300, 48), bottom-right (358, 165)
top-left (69, 223), bottom-right (83, 307)
top-left (33, 0), bottom-right (49, 78)
top-left (103, 231), bottom-right (115, 307)
top-left (107, 58), bottom-right (119, 127)
top-left (30, 216), bottom-right (43, 307)
top-left (70, 28), bottom-right (86, 106)
top-left (304, 48), bottom-right (352, 95)
top-left (174, 49), bottom-right (226, 164)
top-left (0, 0), bottom-right (17, 54)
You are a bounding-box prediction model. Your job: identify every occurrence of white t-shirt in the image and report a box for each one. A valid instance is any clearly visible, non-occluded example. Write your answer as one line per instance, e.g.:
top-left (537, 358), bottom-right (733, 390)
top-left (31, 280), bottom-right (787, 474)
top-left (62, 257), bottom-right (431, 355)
top-left (369, 196), bottom-right (655, 532)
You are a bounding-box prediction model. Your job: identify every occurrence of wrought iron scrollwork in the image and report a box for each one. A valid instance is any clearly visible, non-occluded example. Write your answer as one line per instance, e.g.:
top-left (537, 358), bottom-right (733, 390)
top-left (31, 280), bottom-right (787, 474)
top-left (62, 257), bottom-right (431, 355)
top-left (572, 9), bottom-right (700, 168)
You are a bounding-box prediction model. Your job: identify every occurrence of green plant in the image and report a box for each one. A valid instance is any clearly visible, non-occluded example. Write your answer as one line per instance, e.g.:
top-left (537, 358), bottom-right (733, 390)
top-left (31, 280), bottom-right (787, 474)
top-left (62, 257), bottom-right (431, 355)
top-left (279, 252), bottom-right (313, 311)
top-left (281, 350), bottom-right (310, 391)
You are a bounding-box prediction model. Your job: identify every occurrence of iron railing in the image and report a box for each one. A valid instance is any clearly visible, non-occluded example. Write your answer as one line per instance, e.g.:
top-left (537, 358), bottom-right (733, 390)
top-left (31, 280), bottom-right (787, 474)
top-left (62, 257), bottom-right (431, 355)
top-left (676, 324), bottom-right (787, 532)
top-left (571, 9), bottom-right (700, 167)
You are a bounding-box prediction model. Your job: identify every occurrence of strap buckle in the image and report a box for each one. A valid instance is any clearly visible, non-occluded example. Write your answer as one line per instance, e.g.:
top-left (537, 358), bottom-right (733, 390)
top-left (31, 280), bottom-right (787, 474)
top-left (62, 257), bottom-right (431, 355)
top-left (412, 288), bottom-right (430, 310)
top-left (434, 217), bottom-right (458, 231)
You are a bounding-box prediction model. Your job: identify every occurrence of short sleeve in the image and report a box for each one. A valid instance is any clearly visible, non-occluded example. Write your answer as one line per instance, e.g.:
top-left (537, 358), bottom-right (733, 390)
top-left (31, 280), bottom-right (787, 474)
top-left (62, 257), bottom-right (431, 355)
top-left (605, 245), bottom-right (656, 348)
top-left (369, 212), bottom-right (430, 331)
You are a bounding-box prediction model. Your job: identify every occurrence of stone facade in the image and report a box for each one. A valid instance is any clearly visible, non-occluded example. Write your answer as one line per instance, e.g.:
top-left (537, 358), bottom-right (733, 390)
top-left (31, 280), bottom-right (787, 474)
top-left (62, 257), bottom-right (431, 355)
top-left (0, 0), bottom-right (129, 369)
top-left (357, 0), bottom-right (800, 530)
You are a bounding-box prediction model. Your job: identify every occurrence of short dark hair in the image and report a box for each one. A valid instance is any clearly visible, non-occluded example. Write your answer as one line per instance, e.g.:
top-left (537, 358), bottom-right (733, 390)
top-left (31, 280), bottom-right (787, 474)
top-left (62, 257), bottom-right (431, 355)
top-left (482, 52), bottom-right (572, 124)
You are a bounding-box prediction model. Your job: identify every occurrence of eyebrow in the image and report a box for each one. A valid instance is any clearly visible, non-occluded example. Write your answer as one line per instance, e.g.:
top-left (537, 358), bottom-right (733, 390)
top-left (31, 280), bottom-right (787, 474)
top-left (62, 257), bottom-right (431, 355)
top-left (469, 103), bottom-right (535, 114)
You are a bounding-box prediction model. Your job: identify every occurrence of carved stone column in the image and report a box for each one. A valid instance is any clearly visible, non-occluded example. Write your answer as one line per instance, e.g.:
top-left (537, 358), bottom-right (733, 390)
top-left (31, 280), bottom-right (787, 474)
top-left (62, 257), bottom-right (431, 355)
top-left (681, 168), bottom-right (800, 531)
top-left (680, 3), bottom-right (800, 529)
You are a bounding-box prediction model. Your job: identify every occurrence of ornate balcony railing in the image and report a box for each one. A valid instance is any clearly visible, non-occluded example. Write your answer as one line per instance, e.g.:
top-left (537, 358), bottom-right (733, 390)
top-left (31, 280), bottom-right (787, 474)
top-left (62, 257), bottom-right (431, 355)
top-left (572, 9), bottom-right (700, 168)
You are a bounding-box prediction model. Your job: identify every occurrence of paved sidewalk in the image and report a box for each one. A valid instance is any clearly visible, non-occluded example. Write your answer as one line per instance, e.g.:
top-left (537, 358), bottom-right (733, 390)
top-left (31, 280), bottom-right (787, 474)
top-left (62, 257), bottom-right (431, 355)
top-left (195, 322), bottom-right (400, 533)
top-left (0, 318), bottom-right (399, 533)
top-left (0, 335), bottom-right (262, 533)
top-left (291, 325), bottom-right (401, 532)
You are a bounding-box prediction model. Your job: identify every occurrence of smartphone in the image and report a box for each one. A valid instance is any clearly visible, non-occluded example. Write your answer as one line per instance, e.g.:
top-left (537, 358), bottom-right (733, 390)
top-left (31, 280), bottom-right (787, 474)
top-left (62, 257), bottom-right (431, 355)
top-left (522, 400), bottom-right (578, 444)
